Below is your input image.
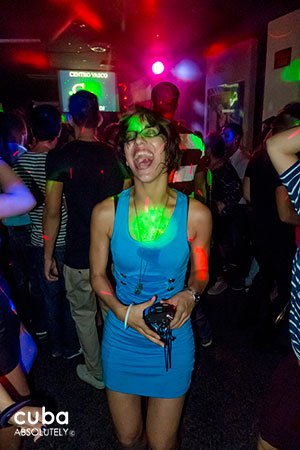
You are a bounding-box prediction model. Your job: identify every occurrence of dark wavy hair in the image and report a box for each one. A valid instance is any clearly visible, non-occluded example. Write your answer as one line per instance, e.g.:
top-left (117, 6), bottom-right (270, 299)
top-left (116, 106), bottom-right (180, 174)
top-left (31, 104), bottom-right (61, 142)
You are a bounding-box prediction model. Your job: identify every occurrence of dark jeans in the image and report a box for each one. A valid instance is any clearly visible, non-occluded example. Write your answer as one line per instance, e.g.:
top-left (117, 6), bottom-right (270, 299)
top-left (193, 301), bottom-right (212, 341)
top-left (6, 225), bottom-right (38, 332)
top-left (210, 206), bottom-right (251, 286)
top-left (210, 214), bottom-right (238, 276)
top-left (249, 232), bottom-right (295, 345)
top-left (30, 246), bottom-right (80, 354)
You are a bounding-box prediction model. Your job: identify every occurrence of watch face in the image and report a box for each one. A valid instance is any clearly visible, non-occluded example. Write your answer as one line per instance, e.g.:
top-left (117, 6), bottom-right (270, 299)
top-left (194, 293), bottom-right (201, 303)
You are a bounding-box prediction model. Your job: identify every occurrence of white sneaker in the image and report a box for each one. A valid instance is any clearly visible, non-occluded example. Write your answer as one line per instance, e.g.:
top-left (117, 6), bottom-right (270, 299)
top-left (76, 364), bottom-right (105, 390)
top-left (207, 278), bottom-right (228, 296)
top-left (64, 348), bottom-right (82, 360)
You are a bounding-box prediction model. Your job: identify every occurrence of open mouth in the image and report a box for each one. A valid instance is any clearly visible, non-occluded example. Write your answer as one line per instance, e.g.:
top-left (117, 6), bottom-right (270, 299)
top-left (133, 151), bottom-right (154, 170)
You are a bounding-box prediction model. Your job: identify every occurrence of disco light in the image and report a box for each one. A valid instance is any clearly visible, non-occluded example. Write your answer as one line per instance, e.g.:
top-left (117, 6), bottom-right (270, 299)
top-left (152, 61), bottom-right (164, 75)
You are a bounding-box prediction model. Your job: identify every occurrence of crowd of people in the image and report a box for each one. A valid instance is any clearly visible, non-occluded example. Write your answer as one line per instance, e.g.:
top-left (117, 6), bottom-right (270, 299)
top-left (0, 82), bottom-right (299, 450)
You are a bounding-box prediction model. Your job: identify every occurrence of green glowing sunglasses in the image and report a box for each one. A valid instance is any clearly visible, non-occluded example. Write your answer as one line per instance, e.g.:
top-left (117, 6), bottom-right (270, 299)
top-left (125, 126), bottom-right (161, 142)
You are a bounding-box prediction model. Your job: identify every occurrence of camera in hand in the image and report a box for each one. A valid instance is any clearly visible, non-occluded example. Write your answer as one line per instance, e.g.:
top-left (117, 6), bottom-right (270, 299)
top-left (143, 302), bottom-right (176, 342)
top-left (143, 302), bottom-right (176, 371)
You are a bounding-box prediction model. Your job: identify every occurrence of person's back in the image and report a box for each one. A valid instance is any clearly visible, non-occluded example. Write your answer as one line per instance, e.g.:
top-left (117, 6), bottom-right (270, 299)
top-left (13, 106), bottom-right (67, 247)
top-left (47, 132), bottom-right (123, 269)
top-left (246, 149), bottom-right (295, 247)
top-left (44, 90), bottom-right (123, 389)
top-left (244, 111), bottom-right (297, 351)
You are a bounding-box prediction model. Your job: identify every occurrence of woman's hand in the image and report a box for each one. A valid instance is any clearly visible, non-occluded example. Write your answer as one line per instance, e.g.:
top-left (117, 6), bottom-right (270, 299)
top-left (10, 406), bottom-right (44, 442)
top-left (162, 290), bottom-right (195, 329)
top-left (122, 296), bottom-right (164, 347)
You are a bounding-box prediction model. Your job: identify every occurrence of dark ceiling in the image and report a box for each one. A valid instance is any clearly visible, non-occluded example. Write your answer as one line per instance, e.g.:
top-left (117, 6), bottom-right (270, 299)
top-left (2, 0), bottom-right (299, 51)
top-left (0, 0), bottom-right (299, 106)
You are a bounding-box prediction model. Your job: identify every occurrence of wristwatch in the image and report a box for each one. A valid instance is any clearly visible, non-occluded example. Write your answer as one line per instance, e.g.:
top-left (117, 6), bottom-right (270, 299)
top-left (186, 287), bottom-right (201, 304)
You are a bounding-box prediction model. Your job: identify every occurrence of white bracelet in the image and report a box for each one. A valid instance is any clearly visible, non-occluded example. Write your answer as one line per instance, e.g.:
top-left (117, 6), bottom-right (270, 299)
top-left (124, 304), bottom-right (133, 330)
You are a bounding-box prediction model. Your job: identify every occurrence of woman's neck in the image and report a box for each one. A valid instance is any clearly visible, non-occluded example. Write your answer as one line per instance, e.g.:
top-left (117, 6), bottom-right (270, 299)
top-left (133, 177), bottom-right (169, 209)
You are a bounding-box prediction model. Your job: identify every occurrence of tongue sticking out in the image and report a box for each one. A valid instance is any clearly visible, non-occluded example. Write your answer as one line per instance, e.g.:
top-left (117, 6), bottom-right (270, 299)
top-left (135, 157), bottom-right (153, 170)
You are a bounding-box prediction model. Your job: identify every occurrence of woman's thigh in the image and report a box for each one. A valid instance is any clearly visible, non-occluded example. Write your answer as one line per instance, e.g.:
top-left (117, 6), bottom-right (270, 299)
top-left (146, 396), bottom-right (185, 450)
top-left (106, 389), bottom-right (143, 446)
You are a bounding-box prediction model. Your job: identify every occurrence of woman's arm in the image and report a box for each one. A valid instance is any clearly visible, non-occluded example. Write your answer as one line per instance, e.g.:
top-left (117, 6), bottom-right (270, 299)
top-left (267, 126), bottom-right (300, 174)
top-left (90, 198), bottom-right (163, 346)
top-left (276, 185), bottom-right (300, 226)
top-left (188, 199), bottom-right (212, 292)
top-left (0, 159), bottom-right (36, 218)
top-left (166, 199), bottom-right (212, 329)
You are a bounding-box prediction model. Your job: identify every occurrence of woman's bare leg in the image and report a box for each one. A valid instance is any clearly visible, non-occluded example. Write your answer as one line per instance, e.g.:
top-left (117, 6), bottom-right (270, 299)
top-left (106, 389), bottom-right (146, 449)
top-left (257, 435), bottom-right (278, 450)
top-left (0, 364), bottom-right (30, 450)
top-left (2, 364), bottom-right (29, 397)
top-left (146, 396), bottom-right (185, 450)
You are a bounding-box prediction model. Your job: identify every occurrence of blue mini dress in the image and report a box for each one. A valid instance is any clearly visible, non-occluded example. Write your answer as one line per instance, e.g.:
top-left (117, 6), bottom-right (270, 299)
top-left (102, 188), bottom-right (195, 398)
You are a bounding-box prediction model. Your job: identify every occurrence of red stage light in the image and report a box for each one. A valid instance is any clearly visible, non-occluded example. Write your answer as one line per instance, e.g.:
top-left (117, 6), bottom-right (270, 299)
top-left (12, 50), bottom-right (50, 69)
top-left (204, 43), bottom-right (226, 57)
top-left (152, 61), bottom-right (164, 75)
top-left (144, 0), bottom-right (158, 14)
top-left (73, 1), bottom-right (103, 30)
top-left (49, 0), bottom-right (103, 31)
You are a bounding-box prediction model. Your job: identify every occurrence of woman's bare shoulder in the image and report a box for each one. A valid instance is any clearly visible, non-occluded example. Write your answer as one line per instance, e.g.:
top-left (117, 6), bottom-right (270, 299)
top-left (92, 196), bottom-right (115, 222)
top-left (189, 198), bottom-right (211, 221)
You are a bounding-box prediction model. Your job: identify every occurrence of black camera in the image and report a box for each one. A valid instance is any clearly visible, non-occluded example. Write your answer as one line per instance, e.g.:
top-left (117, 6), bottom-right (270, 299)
top-left (143, 302), bottom-right (176, 344)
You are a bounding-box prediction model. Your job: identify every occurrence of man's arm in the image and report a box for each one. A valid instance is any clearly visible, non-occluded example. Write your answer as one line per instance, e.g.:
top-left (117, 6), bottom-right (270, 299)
top-left (43, 179), bottom-right (63, 281)
top-left (243, 176), bottom-right (251, 203)
top-left (276, 185), bottom-right (300, 226)
top-left (267, 126), bottom-right (300, 174)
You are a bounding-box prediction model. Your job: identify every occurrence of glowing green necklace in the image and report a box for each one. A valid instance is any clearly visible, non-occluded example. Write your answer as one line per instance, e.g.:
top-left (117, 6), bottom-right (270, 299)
top-left (132, 195), bottom-right (170, 243)
top-left (133, 194), bottom-right (169, 294)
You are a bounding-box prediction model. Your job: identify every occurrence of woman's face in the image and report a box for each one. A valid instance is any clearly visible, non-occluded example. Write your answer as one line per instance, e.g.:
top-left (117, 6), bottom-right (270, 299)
top-left (124, 115), bottom-right (167, 183)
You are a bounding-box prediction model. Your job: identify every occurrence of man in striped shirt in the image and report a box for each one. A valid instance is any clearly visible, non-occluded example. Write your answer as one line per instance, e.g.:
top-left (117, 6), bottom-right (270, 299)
top-left (151, 82), bottom-right (206, 200)
top-left (13, 105), bottom-right (79, 358)
top-left (258, 104), bottom-right (300, 450)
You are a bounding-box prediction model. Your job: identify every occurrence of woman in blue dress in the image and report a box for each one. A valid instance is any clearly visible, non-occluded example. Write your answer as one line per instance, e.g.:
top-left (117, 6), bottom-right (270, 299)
top-left (90, 107), bottom-right (212, 450)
